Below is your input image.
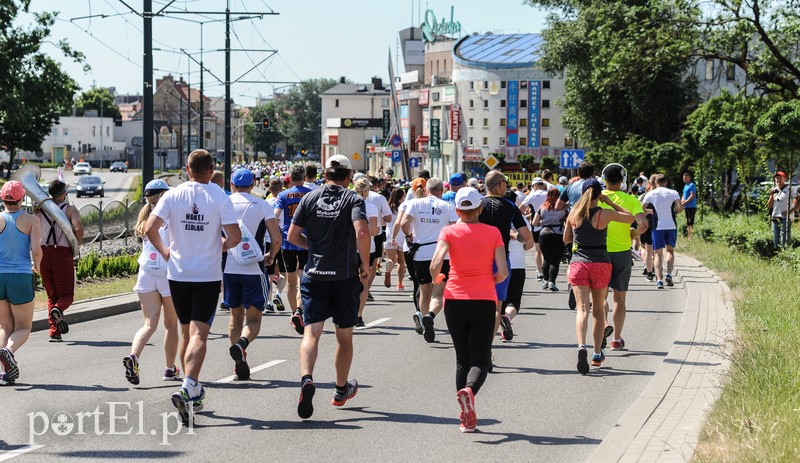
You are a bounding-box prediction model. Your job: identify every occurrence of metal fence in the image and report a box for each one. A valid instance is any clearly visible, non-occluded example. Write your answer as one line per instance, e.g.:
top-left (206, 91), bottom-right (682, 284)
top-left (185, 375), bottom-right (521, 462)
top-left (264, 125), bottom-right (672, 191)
top-left (78, 198), bottom-right (143, 249)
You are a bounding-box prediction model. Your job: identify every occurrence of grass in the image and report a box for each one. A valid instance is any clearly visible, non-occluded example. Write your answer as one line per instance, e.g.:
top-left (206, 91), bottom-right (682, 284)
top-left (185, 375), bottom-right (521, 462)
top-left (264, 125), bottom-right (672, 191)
top-left (682, 235), bottom-right (800, 462)
top-left (33, 275), bottom-right (137, 311)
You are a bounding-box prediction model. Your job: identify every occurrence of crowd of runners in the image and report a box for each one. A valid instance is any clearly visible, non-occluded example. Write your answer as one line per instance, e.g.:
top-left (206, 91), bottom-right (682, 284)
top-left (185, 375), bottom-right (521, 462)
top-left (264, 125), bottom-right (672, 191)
top-left (0, 149), bottom-right (693, 433)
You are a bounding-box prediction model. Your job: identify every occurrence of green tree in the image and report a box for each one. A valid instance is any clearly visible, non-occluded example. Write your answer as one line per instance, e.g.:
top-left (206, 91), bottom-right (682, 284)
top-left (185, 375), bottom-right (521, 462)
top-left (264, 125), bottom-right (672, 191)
top-left (518, 153), bottom-right (535, 171)
top-left (755, 100), bottom-right (800, 179)
top-left (74, 87), bottom-right (121, 120)
top-left (280, 78), bottom-right (338, 155)
top-left (0, 1), bottom-right (86, 174)
top-left (245, 101), bottom-right (284, 159)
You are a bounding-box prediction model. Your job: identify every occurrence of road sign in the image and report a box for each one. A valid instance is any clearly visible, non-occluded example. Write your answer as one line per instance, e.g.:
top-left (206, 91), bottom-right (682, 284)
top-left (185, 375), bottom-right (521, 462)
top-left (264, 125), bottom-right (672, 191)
top-left (392, 150), bottom-right (402, 163)
top-left (408, 157), bottom-right (420, 168)
top-left (560, 149), bottom-right (585, 169)
top-left (390, 134), bottom-right (402, 147)
top-left (484, 154), bottom-right (500, 170)
top-left (352, 152), bottom-right (361, 161)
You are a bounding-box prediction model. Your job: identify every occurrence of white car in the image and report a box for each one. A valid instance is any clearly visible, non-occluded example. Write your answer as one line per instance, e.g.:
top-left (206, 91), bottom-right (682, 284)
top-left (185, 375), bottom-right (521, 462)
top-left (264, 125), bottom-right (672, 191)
top-left (74, 162), bottom-right (92, 175)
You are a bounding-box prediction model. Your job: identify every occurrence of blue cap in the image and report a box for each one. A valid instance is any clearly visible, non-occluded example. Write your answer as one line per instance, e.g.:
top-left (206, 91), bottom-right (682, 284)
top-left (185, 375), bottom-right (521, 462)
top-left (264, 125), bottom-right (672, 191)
top-left (582, 178), bottom-right (602, 196)
top-left (231, 168), bottom-right (254, 187)
top-left (449, 173), bottom-right (465, 186)
top-left (144, 179), bottom-right (170, 196)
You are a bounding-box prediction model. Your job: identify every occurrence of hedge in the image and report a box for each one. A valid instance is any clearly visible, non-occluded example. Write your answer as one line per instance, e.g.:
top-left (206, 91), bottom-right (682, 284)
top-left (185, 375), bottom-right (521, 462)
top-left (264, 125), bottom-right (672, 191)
top-left (76, 252), bottom-right (139, 280)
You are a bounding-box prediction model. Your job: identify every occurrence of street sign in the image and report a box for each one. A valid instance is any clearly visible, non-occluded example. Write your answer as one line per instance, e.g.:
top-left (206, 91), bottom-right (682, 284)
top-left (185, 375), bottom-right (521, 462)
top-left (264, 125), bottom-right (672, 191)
top-left (429, 118), bottom-right (441, 159)
top-left (392, 150), bottom-right (402, 163)
top-left (352, 152), bottom-right (361, 161)
top-left (390, 134), bottom-right (402, 147)
top-left (408, 157), bottom-right (420, 168)
top-left (560, 149), bottom-right (585, 169)
top-left (484, 154), bottom-right (500, 170)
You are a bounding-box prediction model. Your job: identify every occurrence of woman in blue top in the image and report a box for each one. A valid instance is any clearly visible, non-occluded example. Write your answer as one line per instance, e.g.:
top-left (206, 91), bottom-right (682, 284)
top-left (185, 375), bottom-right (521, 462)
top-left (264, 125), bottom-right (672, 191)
top-left (0, 181), bottom-right (42, 386)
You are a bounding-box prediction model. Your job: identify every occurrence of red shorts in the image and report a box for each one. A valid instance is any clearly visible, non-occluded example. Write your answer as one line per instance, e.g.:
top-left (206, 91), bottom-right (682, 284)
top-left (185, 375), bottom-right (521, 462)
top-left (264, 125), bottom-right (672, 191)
top-left (568, 262), bottom-right (612, 289)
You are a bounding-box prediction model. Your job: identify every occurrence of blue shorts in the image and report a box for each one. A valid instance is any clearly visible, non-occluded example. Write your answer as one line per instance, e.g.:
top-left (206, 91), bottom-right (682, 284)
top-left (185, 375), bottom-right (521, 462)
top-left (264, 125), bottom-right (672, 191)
top-left (224, 273), bottom-right (270, 311)
top-left (0, 273), bottom-right (34, 305)
top-left (493, 255), bottom-right (511, 302)
top-left (652, 229), bottom-right (678, 251)
top-left (300, 276), bottom-right (362, 329)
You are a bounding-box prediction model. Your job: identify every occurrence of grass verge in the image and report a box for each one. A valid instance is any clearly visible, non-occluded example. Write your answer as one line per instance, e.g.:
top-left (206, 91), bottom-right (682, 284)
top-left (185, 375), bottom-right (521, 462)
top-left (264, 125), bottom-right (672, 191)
top-left (34, 276), bottom-right (137, 311)
top-left (683, 237), bottom-right (800, 462)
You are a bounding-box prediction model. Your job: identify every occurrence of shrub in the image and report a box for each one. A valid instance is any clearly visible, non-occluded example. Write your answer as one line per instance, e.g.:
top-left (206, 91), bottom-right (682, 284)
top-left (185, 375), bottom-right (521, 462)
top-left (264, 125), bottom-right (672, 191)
top-left (76, 252), bottom-right (139, 280)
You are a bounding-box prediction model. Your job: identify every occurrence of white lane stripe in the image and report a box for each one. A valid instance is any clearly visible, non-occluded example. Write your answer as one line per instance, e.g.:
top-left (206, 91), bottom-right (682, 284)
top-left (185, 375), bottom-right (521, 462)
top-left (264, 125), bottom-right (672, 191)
top-left (215, 359), bottom-right (285, 384)
top-left (0, 445), bottom-right (46, 462)
top-left (355, 317), bottom-right (391, 330)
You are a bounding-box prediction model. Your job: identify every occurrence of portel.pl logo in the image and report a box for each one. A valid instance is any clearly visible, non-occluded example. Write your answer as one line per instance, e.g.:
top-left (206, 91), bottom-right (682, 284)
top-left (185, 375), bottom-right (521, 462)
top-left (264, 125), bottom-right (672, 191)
top-left (422, 6), bottom-right (461, 43)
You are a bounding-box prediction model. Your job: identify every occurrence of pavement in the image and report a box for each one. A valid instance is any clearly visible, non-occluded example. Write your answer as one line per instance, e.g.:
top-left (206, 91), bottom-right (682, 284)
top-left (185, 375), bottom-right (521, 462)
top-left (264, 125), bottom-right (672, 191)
top-left (0, 251), bottom-right (733, 462)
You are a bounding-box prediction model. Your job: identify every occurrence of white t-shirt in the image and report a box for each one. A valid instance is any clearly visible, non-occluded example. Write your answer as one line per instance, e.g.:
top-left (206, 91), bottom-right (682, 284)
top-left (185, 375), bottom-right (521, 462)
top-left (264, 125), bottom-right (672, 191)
top-left (397, 202), bottom-right (410, 252)
top-left (508, 216), bottom-right (530, 269)
top-left (365, 200), bottom-right (378, 253)
top-left (303, 181), bottom-right (319, 191)
top-left (152, 181), bottom-right (237, 282)
top-left (224, 192), bottom-right (275, 276)
top-left (404, 196), bottom-right (458, 261)
top-left (522, 189), bottom-right (548, 231)
top-left (643, 187), bottom-right (681, 230)
top-left (367, 190), bottom-right (392, 227)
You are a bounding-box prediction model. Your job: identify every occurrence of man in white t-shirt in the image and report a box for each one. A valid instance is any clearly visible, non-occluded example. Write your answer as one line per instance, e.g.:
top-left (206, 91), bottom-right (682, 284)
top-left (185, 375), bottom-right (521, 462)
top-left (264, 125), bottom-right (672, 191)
top-left (225, 168), bottom-right (282, 381)
top-left (303, 163), bottom-right (319, 191)
top-left (146, 149), bottom-right (241, 426)
top-left (520, 177), bottom-right (549, 280)
top-left (642, 174), bottom-right (683, 289)
top-left (366, 176), bottom-right (393, 298)
top-left (399, 177), bottom-right (458, 342)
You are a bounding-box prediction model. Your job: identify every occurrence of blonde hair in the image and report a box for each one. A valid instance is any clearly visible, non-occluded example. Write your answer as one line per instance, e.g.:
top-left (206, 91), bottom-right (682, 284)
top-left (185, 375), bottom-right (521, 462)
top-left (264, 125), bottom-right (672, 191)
top-left (354, 178), bottom-right (370, 199)
top-left (567, 189), bottom-right (595, 228)
top-left (413, 186), bottom-right (425, 199)
top-left (134, 192), bottom-right (165, 237)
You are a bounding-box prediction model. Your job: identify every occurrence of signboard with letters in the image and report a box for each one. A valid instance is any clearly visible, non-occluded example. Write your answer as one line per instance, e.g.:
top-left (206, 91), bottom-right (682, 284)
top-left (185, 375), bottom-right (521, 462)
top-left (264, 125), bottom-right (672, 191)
top-left (429, 119), bottom-right (441, 159)
top-left (507, 81), bottom-right (519, 146)
top-left (383, 110), bottom-right (391, 138)
top-left (528, 81), bottom-right (541, 147)
top-left (341, 118), bottom-right (383, 129)
top-left (450, 104), bottom-right (461, 141)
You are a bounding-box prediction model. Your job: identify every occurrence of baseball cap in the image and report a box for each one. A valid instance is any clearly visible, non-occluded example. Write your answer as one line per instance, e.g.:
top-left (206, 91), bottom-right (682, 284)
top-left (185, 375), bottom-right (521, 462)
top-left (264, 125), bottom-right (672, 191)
top-left (144, 178), bottom-right (170, 196)
top-left (558, 176), bottom-right (568, 185)
top-left (326, 154), bottom-right (352, 170)
top-left (449, 173), bottom-right (465, 186)
top-left (1, 180), bottom-right (25, 202)
top-left (353, 172), bottom-right (367, 181)
top-left (775, 171), bottom-right (787, 178)
top-left (231, 168), bottom-right (254, 187)
top-left (582, 178), bottom-right (602, 196)
top-left (467, 177), bottom-right (479, 188)
top-left (411, 177), bottom-right (427, 191)
top-left (532, 177), bottom-right (545, 184)
top-left (454, 187), bottom-right (483, 210)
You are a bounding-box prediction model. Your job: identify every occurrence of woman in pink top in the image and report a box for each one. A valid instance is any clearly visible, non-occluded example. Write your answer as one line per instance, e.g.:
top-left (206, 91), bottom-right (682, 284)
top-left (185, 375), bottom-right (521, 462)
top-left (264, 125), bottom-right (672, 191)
top-left (430, 187), bottom-right (507, 433)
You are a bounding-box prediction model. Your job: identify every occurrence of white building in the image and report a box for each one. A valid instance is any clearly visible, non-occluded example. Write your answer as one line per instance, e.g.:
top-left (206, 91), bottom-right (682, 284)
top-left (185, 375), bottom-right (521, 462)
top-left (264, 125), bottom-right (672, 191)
top-left (40, 116), bottom-right (126, 166)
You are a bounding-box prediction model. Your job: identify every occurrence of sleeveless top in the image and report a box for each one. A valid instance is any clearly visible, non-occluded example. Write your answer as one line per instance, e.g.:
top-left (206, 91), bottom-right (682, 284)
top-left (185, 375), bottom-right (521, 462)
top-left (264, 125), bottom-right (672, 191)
top-left (571, 207), bottom-right (609, 264)
top-left (0, 210), bottom-right (33, 274)
top-left (538, 208), bottom-right (566, 235)
top-left (38, 202), bottom-right (72, 248)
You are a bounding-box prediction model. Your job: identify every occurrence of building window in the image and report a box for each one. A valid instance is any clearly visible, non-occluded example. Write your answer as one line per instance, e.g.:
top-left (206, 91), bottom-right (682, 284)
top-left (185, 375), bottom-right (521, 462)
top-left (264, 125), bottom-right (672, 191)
top-left (501, 81), bottom-right (507, 89)
top-left (469, 100), bottom-right (474, 109)
top-left (335, 99), bottom-right (339, 108)
top-left (500, 118), bottom-right (507, 127)
top-left (63, 128), bottom-right (69, 136)
top-left (726, 63), bottom-right (736, 81)
top-left (520, 118), bottom-right (527, 127)
top-left (106, 126), bottom-right (110, 137)
top-left (433, 92), bottom-right (440, 101)
top-left (500, 137), bottom-right (507, 146)
top-left (565, 137), bottom-right (575, 147)
top-left (483, 118), bottom-right (489, 127)
top-left (92, 126), bottom-right (96, 137)
top-left (381, 98), bottom-right (390, 107)
top-left (469, 137), bottom-right (473, 145)
top-left (520, 81), bottom-right (528, 89)
top-left (482, 137), bottom-right (488, 146)
top-left (542, 118), bottom-right (550, 127)
top-left (469, 118), bottom-right (474, 128)
top-left (520, 137), bottom-right (528, 146)
top-left (542, 99), bottom-right (550, 108)
top-left (500, 100), bottom-right (507, 108)
top-left (483, 100), bottom-right (488, 109)
top-left (705, 60), bottom-right (714, 80)
top-left (483, 81), bottom-right (488, 89)
top-left (541, 137), bottom-right (550, 146)
top-left (470, 81), bottom-right (474, 90)
top-left (520, 99), bottom-right (527, 108)
top-left (542, 80), bottom-right (551, 89)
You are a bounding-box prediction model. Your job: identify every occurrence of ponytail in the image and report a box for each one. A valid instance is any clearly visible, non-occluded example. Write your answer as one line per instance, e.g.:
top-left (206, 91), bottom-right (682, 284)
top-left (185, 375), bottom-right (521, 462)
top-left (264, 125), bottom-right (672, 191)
top-left (134, 192), bottom-right (164, 237)
top-left (567, 189), bottom-right (594, 227)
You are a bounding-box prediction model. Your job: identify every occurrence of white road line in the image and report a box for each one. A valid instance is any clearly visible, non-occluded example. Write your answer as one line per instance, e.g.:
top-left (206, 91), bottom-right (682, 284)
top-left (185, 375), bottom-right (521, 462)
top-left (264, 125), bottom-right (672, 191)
top-left (356, 317), bottom-right (391, 330)
top-left (215, 359), bottom-right (285, 384)
top-left (0, 445), bottom-right (46, 462)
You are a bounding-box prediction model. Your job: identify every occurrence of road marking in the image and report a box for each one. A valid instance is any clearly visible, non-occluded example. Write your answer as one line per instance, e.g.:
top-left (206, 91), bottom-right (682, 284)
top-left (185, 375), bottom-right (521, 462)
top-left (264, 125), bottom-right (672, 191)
top-left (0, 445), bottom-right (46, 462)
top-left (356, 317), bottom-right (391, 330)
top-left (215, 359), bottom-right (286, 384)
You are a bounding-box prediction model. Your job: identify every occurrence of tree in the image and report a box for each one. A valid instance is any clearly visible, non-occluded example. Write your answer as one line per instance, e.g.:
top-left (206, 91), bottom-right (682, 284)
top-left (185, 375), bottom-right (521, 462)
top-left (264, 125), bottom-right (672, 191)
top-left (755, 100), bottom-right (800, 179)
top-left (0, 1), bottom-right (86, 175)
top-left (279, 78), bottom-right (338, 154)
top-left (74, 87), bottom-right (121, 120)
top-left (518, 153), bottom-right (535, 171)
top-left (245, 101), bottom-right (284, 159)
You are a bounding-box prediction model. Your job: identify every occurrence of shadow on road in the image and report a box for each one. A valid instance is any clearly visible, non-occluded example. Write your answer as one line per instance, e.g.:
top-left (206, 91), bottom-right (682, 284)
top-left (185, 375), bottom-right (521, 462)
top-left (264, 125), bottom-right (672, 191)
top-left (474, 431), bottom-right (602, 446)
top-left (54, 450), bottom-right (185, 459)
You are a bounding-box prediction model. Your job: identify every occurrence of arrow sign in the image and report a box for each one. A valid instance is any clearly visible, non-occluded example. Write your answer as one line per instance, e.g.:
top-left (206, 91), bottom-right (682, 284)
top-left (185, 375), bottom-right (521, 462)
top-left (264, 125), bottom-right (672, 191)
top-left (408, 157), bottom-right (420, 168)
top-left (560, 149), bottom-right (585, 169)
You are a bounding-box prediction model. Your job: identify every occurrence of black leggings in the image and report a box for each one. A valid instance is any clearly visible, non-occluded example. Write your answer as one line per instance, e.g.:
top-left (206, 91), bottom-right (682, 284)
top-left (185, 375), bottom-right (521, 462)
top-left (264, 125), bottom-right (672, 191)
top-left (444, 299), bottom-right (496, 394)
top-left (539, 231), bottom-right (565, 284)
top-left (404, 250), bottom-right (420, 312)
top-left (502, 268), bottom-right (526, 312)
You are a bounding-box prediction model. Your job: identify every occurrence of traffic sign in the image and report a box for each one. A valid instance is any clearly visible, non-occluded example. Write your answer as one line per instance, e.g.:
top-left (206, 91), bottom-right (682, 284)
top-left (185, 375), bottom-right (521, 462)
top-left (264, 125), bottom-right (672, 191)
top-left (352, 152), bottom-right (361, 161)
top-left (560, 149), bottom-right (585, 169)
top-left (484, 154), bottom-right (500, 170)
top-left (390, 134), bottom-right (402, 147)
top-left (408, 157), bottom-right (420, 168)
top-left (392, 150), bottom-right (402, 163)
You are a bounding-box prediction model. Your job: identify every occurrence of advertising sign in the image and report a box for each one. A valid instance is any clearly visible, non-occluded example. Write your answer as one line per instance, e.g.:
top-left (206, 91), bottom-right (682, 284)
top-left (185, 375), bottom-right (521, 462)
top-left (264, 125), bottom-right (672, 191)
top-left (429, 119), bottom-right (441, 159)
top-left (400, 105), bottom-right (410, 144)
top-left (419, 89), bottom-right (429, 106)
top-left (383, 110), bottom-right (391, 138)
top-left (450, 104), bottom-right (461, 141)
top-left (506, 80), bottom-right (519, 146)
top-left (528, 81), bottom-right (541, 147)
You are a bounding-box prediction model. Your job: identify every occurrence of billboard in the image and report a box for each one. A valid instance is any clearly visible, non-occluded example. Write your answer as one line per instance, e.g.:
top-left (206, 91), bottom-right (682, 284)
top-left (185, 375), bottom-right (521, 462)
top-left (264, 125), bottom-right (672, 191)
top-left (528, 81), bottom-right (541, 147)
top-left (507, 80), bottom-right (519, 146)
top-left (404, 40), bottom-right (425, 66)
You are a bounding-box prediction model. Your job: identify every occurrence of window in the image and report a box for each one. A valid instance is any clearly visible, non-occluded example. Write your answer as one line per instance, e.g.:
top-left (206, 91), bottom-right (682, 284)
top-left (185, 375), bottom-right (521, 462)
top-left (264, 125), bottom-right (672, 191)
top-left (726, 63), bottom-right (736, 81)
top-left (500, 100), bottom-right (507, 108)
top-left (520, 81), bottom-right (528, 89)
top-left (520, 118), bottom-right (528, 127)
top-left (500, 137), bottom-right (507, 146)
top-left (469, 118), bottom-right (474, 127)
top-left (483, 100), bottom-right (488, 109)
top-left (483, 81), bottom-right (488, 90)
top-left (470, 81), bottom-right (474, 90)
top-left (433, 92), bottom-right (440, 101)
top-left (520, 137), bottom-right (528, 146)
top-left (469, 100), bottom-right (474, 109)
top-left (482, 137), bottom-right (488, 146)
top-left (469, 137), bottom-right (474, 145)
top-left (705, 60), bottom-right (714, 80)
top-left (542, 99), bottom-right (550, 108)
top-left (106, 127), bottom-right (110, 137)
top-left (541, 137), bottom-right (550, 146)
top-left (542, 80), bottom-right (551, 89)
top-left (483, 118), bottom-right (489, 127)
top-left (335, 99), bottom-right (339, 108)
top-left (542, 118), bottom-right (550, 127)
top-left (63, 128), bottom-right (69, 136)
top-left (92, 126), bottom-right (96, 137)
top-left (501, 81), bottom-right (507, 89)
top-left (500, 118), bottom-right (507, 127)
top-left (381, 98), bottom-right (390, 107)
top-left (565, 137), bottom-right (575, 147)
top-left (520, 99), bottom-right (527, 108)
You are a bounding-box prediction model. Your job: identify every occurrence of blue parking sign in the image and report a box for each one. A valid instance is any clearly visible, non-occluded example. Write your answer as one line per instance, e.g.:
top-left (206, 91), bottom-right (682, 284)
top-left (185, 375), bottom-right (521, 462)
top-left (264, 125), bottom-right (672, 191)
top-left (408, 157), bottom-right (419, 168)
top-left (392, 150), bottom-right (402, 163)
top-left (560, 149), bottom-right (585, 169)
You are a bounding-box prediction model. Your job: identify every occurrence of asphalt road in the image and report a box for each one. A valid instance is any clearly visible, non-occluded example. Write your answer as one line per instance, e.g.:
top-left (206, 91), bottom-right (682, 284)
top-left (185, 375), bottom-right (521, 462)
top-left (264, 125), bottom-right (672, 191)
top-left (38, 168), bottom-right (139, 210)
top-left (0, 253), bottom-right (685, 462)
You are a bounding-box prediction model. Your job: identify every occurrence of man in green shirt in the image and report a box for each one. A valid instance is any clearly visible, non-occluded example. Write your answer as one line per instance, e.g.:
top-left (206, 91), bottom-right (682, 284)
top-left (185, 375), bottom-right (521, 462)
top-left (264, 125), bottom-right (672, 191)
top-left (600, 164), bottom-right (648, 350)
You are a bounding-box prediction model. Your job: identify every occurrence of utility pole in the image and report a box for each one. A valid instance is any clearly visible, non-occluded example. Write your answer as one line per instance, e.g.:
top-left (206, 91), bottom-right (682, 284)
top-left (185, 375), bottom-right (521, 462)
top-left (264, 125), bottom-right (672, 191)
top-left (224, 1), bottom-right (232, 186)
top-left (143, 0), bottom-right (154, 186)
top-left (186, 57), bottom-right (191, 166)
top-left (199, 23), bottom-right (205, 150)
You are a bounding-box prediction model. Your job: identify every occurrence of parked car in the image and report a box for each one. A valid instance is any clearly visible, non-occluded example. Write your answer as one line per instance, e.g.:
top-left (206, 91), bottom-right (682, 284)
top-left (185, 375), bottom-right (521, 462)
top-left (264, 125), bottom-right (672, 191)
top-left (75, 175), bottom-right (104, 198)
top-left (74, 162), bottom-right (92, 175)
top-left (110, 161), bottom-right (128, 173)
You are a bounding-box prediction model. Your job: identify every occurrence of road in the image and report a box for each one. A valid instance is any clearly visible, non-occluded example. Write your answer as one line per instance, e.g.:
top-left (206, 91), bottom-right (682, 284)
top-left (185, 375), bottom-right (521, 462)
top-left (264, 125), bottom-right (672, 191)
top-left (0, 253), bottom-right (686, 462)
top-left (38, 168), bottom-right (140, 210)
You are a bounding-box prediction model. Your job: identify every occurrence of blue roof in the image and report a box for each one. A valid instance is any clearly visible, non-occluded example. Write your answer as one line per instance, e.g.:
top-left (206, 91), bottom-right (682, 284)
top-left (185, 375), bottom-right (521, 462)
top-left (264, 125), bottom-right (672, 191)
top-left (453, 33), bottom-right (544, 69)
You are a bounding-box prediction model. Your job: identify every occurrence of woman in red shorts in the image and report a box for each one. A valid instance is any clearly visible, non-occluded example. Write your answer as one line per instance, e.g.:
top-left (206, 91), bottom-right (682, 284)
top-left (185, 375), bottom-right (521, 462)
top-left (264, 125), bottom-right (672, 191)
top-left (430, 187), bottom-right (508, 433)
top-left (563, 178), bottom-right (633, 374)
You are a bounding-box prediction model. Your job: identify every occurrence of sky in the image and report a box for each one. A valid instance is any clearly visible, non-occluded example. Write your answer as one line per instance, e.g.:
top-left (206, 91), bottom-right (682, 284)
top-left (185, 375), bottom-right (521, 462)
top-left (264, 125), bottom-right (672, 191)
top-left (29, 0), bottom-right (548, 107)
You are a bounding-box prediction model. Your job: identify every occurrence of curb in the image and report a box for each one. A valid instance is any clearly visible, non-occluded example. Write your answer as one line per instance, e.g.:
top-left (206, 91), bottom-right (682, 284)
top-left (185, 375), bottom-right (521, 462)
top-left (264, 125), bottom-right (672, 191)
top-left (586, 254), bottom-right (735, 462)
top-left (32, 293), bottom-right (140, 333)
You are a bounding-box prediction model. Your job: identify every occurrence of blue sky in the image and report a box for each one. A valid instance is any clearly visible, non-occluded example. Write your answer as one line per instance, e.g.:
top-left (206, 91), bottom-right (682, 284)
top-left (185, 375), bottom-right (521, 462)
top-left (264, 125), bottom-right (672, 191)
top-left (31, 0), bottom-right (547, 106)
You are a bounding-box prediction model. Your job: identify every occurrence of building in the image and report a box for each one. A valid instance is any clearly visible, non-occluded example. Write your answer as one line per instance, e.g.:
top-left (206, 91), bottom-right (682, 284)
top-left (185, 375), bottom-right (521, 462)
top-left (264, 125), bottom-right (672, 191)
top-left (40, 116), bottom-right (126, 166)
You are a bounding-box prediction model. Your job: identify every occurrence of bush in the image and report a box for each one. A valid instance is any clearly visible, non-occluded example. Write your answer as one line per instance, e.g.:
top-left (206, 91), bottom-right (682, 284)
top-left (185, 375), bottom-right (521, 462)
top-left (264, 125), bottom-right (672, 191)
top-left (76, 252), bottom-right (139, 280)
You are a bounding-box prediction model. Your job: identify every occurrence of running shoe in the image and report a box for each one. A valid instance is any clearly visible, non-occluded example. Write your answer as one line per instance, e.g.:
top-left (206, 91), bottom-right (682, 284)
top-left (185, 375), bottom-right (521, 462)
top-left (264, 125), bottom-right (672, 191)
top-left (647, 272), bottom-right (655, 282)
top-left (611, 339), bottom-right (626, 351)
top-left (192, 386), bottom-right (205, 412)
top-left (331, 379), bottom-right (358, 407)
top-left (568, 285), bottom-right (577, 310)
top-left (290, 308), bottom-right (305, 335)
top-left (422, 315), bottom-right (435, 343)
top-left (642, 267), bottom-right (648, 276)
top-left (536, 273), bottom-right (544, 281)
top-left (500, 314), bottom-right (514, 341)
top-left (488, 354), bottom-right (495, 373)
top-left (666, 273), bottom-right (674, 286)
top-left (384, 272), bottom-right (392, 288)
top-left (229, 343), bottom-right (250, 381)
top-left (367, 292), bottom-right (375, 302)
top-left (0, 348), bottom-right (19, 381)
top-left (273, 293), bottom-right (286, 312)
top-left (549, 282), bottom-right (559, 292)
top-left (49, 334), bottom-right (62, 343)
top-left (49, 307), bottom-right (69, 335)
top-left (163, 366), bottom-right (181, 381)
top-left (264, 303), bottom-right (275, 313)
top-left (171, 388), bottom-right (193, 426)
top-left (456, 387), bottom-right (477, 432)
top-left (397, 283), bottom-right (405, 291)
top-left (298, 378), bottom-right (316, 419)
top-left (591, 350), bottom-right (606, 367)
top-left (600, 325), bottom-right (614, 350)
top-left (375, 268), bottom-right (382, 276)
top-left (356, 316), bottom-right (365, 328)
top-left (541, 281), bottom-right (549, 289)
top-left (123, 354), bottom-right (140, 385)
top-left (219, 302), bottom-right (230, 312)
top-left (412, 311), bottom-right (424, 335)
top-left (0, 372), bottom-right (14, 386)
top-left (577, 346), bottom-right (590, 375)
top-left (657, 280), bottom-right (664, 289)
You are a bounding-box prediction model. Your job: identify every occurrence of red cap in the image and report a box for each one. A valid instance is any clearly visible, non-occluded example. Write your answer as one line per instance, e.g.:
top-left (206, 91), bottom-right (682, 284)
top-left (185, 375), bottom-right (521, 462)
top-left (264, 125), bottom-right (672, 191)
top-left (1, 180), bottom-right (25, 202)
top-left (775, 171), bottom-right (786, 178)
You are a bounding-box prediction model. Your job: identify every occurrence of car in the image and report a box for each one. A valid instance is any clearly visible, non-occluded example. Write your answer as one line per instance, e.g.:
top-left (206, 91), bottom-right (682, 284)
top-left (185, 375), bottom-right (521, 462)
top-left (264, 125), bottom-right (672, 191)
top-left (75, 175), bottom-right (105, 198)
top-left (74, 162), bottom-right (92, 175)
top-left (110, 161), bottom-right (128, 173)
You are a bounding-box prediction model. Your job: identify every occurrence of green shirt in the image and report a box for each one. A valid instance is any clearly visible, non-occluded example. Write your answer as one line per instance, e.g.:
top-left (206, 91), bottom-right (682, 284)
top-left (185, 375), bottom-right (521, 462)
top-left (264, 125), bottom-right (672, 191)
top-left (600, 189), bottom-right (643, 253)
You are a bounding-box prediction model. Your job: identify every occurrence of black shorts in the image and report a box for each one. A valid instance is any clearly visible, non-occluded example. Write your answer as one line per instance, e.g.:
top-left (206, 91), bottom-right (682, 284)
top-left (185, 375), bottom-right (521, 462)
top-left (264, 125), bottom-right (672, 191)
top-left (414, 260), bottom-right (450, 285)
top-left (267, 249), bottom-right (283, 274)
top-left (640, 216), bottom-right (654, 245)
top-left (685, 208), bottom-right (696, 226)
top-left (168, 280), bottom-right (221, 325)
top-left (371, 233), bottom-right (385, 264)
top-left (532, 229), bottom-right (541, 243)
top-left (281, 249), bottom-right (308, 273)
top-left (300, 275), bottom-right (362, 328)
top-left (608, 251), bottom-right (633, 292)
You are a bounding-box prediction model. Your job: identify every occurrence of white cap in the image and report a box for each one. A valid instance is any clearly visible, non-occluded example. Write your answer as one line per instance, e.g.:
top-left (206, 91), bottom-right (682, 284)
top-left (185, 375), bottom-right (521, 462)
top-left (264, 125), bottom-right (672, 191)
top-left (467, 177), bottom-right (479, 188)
top-left (454, 187), bottom-right (484, 210)
top-left (326, 154), bottom-right (352, 170)
top-left (532, 177), bottom-right (545, 184)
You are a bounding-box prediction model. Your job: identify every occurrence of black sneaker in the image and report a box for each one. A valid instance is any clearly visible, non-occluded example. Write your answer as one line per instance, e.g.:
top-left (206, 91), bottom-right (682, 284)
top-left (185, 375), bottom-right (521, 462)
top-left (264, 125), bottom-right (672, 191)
top-left (49, 307), bottom-right (69, 335)
top-left (0, 348), bottom-right (19, 381)
top-left (500, 314), bottom-right (514, 341)
top-left (290, 309), bottom-right (305, 335)
top-left (264, 303), bottom-right (275, 313)
top-left (298, 378), bottom-right (315, 419)
top-left (219, 302), bottom-right (230, 312)
top-left (367, 292), bottom-right (374, 302)
top-left (229, 343), bottom-right (250, 381)
top-left (568, 285), bottom-right (576, 310)
top-left (331, 379), bottom-right (358, 407)
top-left (642, 267), bottom-right (648, 276)
top-left (355, 316), bottom-right (365, 327)
top-left (171, 388), bottom-right (193, 426)
top-left (600, 325), bottom-right (614, 350)
top-left (0, 372), bottom-right (14, 386)
top-left (49, 335), bottom-right (63, 342)
top-left (646, 272), bottom-right (655, 282)
top-left (666, 273), bottom-right (674, 286)
top-left (577, 347), bottom-right (590, 375)
top-left (422, 315), bottom-right (435, 343)
top-left (273, 292), bottom-right (286, 311)
top-left (123, 354), bottom-right (140, 385)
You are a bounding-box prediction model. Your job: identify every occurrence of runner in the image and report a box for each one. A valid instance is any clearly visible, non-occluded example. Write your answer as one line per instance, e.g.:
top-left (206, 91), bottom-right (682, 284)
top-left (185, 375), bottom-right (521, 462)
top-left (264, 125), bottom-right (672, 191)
top-left (264, 177), bottom-right (287, 311)
top-left (124, 179), bottom-right (180, 385)
top-left (430, 187), bottom-right (507, 433)
top-left (287, 154), bottom-right (370, 419)
top-left (681, 172), bottom-right (697, 238)
top-left (503, 190), bottom-right (530, 318)
top-left (354, 178), bottom-right (380, 327)
top-left (532, 188), bottom-right (566, 291)
top-left (383, 188), bottom-right (407, 289)
top-left (520, 177), bottom-right (549, 281)
top-left (303, 163), bottom-right (319, 191)
top-left (639, 175), bottom-right (657, 281)
top-left (564, 178), bottom-right (633, 374)
top-left (642, 174), bottom-right (683, 289)
top-left (442, 173), bottom-right (466, 203)
top-left (146, 149), bottom-right (241, 425)
top-left (390, 178), bottom-right (427, 332)
top-left (399, 178), bottom-right (458, 342)
top-left (224, 169), bottom-right (282, 381)
top-left (275, 164), bottom-right (313, 334)
top-left (0, 181), bottom-right (42, 386)
top-left (365, 175), bottom-right (392, 304)
top-left (556, 162), bottom-right (594, 309)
